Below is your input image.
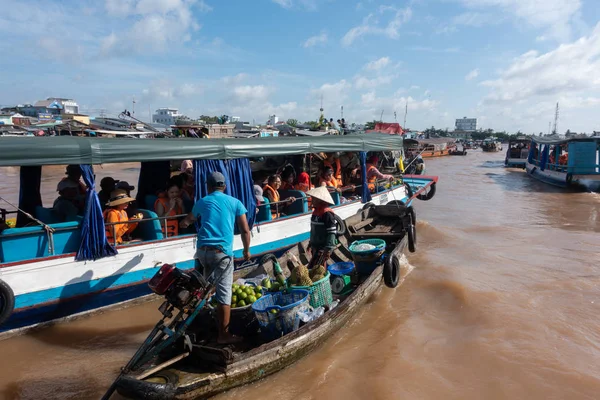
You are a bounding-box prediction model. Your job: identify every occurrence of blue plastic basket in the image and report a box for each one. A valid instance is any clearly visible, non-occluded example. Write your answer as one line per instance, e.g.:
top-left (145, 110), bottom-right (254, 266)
top-left (349, 239), bottom-right (386, 276)
top-left (252, 289), bottom-right (310, 341)
top-left (328, 262), bottom-right (355, 276)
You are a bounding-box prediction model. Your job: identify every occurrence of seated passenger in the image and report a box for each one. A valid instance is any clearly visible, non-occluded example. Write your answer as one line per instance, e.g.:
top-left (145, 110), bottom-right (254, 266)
top-left (61, 165), bottom-right (87, 196)
top-left (559, 152), bottom-right (568, 165)
top-left (103, 189), bottom-right (141, 244)
top-left (295, 171), bottom-right (314, 193)
top-left (180, 159), bottom-right (193, 174)
top-left (98, 177), bottom-right (117, 210)
top-left (263, 175), bottom-right (294, 218)
top-left (319, 167), bottom-right (341, 190)
top-left (53, 180), bottom-right (84, 222)
top-left (366, 155), bottom-right (394, 191)
top-left (180, 171), bottom-right (195, 203)
top-left (323, 153), bottom-right (342, 183)
top-left (115, 181), bottom-right (139, 218)
top-left (254, 185), bottom-right (264, 206)
top-left (154, 178), bottom-right (185, 237)
top-left (280, 168), bottom-right (296, 190)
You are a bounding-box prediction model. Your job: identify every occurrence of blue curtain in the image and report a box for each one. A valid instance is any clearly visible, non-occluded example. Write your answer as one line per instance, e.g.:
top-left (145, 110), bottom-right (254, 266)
top-left (540, 145), bottom-right (550, 171)
top-left (17, 166), bottom-right (42, 227)
top-left (76, 164), bottom-right (117, 261)
top-left (359, 151), bottom-right (372, 203)
top-left (527, 144), bottom-right (535, 164)
top-left (194, 158), bottom-right (257, 228)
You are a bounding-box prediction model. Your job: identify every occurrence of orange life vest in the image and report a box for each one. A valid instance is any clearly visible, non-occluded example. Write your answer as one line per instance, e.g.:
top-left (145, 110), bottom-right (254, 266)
top-left (154, 197), bottom-right (183, 237)
top-left (103, 208), bottom-right (137, 244)
top-left (366, 164), bottom-right (378, 191)
top-left (324, 158), bottom-right (342, 181)
top-left (263, 184), bottom-right (280, 217)
top-left (319, 176), bottom-right (340, 188)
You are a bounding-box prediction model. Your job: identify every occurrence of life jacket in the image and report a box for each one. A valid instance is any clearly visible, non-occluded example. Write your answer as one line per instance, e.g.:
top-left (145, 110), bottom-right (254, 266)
top-left (319, 176), bottom-right (340, 188)
top-left (263, 184), bottom-right (280, 218)
top-left (366, 164), bottom-right (378, 191)
top-left (324, 158), bottom-right (342, 181)
top-left (154, 197), bottom-right (182, 237)
top-left (103, 208), bottom-right (131, 244)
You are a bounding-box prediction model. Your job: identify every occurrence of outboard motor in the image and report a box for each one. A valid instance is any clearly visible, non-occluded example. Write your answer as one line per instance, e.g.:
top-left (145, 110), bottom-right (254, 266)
top-left (149, 263), bottom-right (209, 310)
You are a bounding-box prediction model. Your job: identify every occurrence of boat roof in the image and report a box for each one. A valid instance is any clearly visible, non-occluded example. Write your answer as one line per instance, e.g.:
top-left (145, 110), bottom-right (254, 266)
top-left (531, 134), bottom-right (599, 145)
top-left (0, 133), bottom-right (403, 166)
top-left (404, 137), bottom-right (455, 145)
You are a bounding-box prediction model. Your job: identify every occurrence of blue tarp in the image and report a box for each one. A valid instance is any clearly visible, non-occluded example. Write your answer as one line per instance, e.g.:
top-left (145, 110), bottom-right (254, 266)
top-left (194, 158), bottom-right (257, 228)
top-left (76, 165), bottom-right (117, 261)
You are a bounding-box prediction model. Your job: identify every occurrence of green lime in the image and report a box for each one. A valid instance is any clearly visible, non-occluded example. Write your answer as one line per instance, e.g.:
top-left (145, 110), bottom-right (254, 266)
top-left (256, 292), bottom-right (262, 299)
top-left (231, 295), bottom-right (237, 304)
top-left (245, 287), bottom-right (254, 295)
top-left (255, 285), bottom-right (263, 292)
top-left (270, 309), bottom-right (278, 314)
top-left (235, 289), bottom-right (243, 296)
top-left (239, 292), bottom-right (248, 299)
top-left (232, 284), bottom-right (239, 291)
top-left (238, 300), bottom-right (246, 307)
top-left (247, 295), bottom-right (257, 303)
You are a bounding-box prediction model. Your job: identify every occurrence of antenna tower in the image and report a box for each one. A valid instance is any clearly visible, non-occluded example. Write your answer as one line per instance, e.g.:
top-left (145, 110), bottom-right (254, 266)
top-left (380, 109), bottom-right (384, 122)
top-left (552, 102), bottom-right (559, 134)
top-left (403, 100), bottom-right (408, 128)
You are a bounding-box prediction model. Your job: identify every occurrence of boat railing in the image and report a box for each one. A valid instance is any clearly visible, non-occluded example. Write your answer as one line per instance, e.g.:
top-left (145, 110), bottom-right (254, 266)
top-left (105, 213), bottom-right (189, 247)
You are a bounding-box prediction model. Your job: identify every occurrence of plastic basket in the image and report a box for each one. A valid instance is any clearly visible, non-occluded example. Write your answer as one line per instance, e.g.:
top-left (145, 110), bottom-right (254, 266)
top-left (294, 272), bottom-right (333, 309)
top-left (328, 261), bottom-right (355, 276)
top-left (349, 239), bottom-right (386, 276)
top-left (252, 289), bottom-right (310, 341)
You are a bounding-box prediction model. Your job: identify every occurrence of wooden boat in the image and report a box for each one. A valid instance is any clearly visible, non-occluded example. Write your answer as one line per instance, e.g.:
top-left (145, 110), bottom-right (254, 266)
top-left (404, 138), bottom-right (456, 158)
top-left (112, 203), bottom-right (416, 400)
top-left (449, 149), bottom-right (467, 156)
top-left (481, 137), bottom-right (502, 152)
top-left (525, 135), bottom-right (600, 190)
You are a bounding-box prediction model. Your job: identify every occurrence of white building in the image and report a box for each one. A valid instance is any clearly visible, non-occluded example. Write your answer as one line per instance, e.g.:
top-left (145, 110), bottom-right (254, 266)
top-left (153, 108), bottom-right (183, 125)
top-left (267, 115), bottom-right (278, 125)
top-left (455, 117), bottom-right (477, 131)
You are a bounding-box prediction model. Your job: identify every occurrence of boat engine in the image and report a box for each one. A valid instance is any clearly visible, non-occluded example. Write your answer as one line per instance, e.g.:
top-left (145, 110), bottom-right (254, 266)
top-left (149, 264), bottom-right (209, 310)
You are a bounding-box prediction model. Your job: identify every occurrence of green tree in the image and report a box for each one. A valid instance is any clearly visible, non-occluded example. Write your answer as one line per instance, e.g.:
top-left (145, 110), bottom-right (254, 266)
top-left (286, 118), bottom-right (299, 127)
top-left (304, 120), bottom-right (319, 130)
top-left (199, 115), bottom-right (219, 124)
top-left (364, 120), bottom-right (378, 130)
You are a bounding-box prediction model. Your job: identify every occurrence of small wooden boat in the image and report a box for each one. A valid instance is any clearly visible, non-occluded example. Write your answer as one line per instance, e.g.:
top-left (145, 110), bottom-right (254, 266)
top-left (481, 137), bottom-right (502, 152)
top-left (505, 136), bottom-right (530, 168)
top-left (111, 203), bottom-right (416, 400)
top-left (449, 149), bottom-right (467, 156)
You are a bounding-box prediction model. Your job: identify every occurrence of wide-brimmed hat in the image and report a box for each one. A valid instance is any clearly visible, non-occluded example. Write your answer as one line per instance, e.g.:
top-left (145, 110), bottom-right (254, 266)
top-left (106, 189), bottom-right (135, 207)
top-left (307, 186), bottom-right (334, 205)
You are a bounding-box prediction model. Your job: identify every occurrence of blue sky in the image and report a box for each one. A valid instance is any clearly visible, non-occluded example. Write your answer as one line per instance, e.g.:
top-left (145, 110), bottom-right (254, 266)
top-left (1, 0), bottom-right (599, 133)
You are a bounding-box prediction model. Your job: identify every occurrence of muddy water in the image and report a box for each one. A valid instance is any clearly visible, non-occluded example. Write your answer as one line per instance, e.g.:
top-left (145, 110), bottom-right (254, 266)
top-left (1, 151), bottom-right (600, 400)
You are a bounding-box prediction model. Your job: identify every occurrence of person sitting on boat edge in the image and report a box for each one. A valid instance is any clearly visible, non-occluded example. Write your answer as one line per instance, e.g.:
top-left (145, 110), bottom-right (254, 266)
top-left (53, 180), bottom-right (84, 222)
top-left (306, 186), bottom-right (338, 269)
top-left (154, 177), bottom-right (185, 237)
top-left (179, 171), bottom-right (251, 345)
top-left (60, 164), bottom-right (87, 196)
top-left (365, 155), bottom-right (394, 192)
top-left (103, 189), bottom-right (142, 244)
top-left (280, 167), bottom-right (296, 191)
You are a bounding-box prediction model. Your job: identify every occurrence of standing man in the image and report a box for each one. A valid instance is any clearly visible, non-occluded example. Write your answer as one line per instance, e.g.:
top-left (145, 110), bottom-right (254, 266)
top-left (180, 172), bottom-right (251, 345)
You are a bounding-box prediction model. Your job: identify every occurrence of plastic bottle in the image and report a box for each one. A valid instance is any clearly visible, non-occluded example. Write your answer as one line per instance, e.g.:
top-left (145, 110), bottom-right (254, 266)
top-left (329, 300), bottom-right (340, 310)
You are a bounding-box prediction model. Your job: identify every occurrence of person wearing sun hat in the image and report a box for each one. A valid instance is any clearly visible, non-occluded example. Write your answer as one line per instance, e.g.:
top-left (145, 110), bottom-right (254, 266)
top-left (103, 189), bottom-right (142, 244)
top-left (306, 186), bottom-right (338, 269)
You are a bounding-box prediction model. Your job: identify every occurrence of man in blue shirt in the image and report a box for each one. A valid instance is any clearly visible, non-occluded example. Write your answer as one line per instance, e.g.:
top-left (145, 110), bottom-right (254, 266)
top-left (180, 171), bottom-right (251, 344)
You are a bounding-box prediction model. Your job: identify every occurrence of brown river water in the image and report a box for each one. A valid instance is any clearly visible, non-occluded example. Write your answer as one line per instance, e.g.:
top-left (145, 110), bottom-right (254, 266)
top-left (1, 150), bottom-right (600, 400)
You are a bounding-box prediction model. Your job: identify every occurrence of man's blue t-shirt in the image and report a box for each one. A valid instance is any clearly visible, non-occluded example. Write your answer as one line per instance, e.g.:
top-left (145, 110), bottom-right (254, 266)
top-left (192, 191), bottom-right (247, 256)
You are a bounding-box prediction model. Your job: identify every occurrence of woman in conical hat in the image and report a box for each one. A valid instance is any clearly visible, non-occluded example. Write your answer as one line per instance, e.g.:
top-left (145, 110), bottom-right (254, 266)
top-left (306, 186), bottom-right (337, 269)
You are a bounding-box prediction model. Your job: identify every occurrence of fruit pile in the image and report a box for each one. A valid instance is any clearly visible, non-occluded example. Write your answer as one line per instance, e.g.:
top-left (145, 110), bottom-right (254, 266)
top-left (288, 263), bottom-right (326, 286)
top-left (260, 277), bottom-right (284, 292)
top-left (231, 284), bottom-right (263, 308)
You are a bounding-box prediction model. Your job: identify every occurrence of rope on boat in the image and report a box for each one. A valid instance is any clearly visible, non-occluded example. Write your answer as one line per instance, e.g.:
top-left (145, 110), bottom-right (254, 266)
top-left (0, 196), bottom-right (56, 254)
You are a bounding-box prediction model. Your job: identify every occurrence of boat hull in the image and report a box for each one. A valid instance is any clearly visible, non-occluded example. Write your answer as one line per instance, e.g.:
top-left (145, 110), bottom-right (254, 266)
top-left (505, 158), bottom-right (526, 168)
top-left (525, 161), bottom-right (570, 187)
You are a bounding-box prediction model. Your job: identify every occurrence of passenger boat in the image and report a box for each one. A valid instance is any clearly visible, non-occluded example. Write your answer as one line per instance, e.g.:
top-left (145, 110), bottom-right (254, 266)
top-left (505, 136), bottom-right (530, 168)
top-left (108, 202), bottom-right (423, 399)
top-left (481, 137), bottom-right (502, 152)
top-left (0, 135), bottom-right (437, 336)
top-left (404, 138), bottom-right (456, 158)
top-left (525, 135), bottom-right (600, 190)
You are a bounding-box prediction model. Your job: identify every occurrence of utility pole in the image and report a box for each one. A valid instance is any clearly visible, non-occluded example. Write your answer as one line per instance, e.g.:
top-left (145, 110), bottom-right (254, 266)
top-left (380, 109), bottom-right (384, 122)
top-left (394, 111), bottom-right (397, 121)
top-left (341, 105), bottom-right (343, 119)
top-left (548, 122), bottom-right (551, 136)
top-left (132, 96), bottom-right (136, 116)
top-left (403, 100), bottom-right (408, 128)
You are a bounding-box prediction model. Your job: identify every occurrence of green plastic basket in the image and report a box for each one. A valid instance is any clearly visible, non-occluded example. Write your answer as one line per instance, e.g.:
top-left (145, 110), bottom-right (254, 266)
top-left (294, 271), bottom-right (333, 308)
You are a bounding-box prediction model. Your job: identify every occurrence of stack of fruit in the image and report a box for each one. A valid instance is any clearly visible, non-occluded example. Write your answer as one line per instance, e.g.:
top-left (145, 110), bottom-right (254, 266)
top-left (261, 277), bottom-right (285, 292)
top-left (231, 284), bottom-right (263, 308)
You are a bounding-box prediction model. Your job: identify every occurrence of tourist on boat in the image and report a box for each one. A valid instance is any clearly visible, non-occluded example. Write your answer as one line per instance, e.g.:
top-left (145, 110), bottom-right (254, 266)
top-left (115, 181), bottom-right (140, 218)
top-left (366, 155), bottom-right (394, 191)
top-left (61, 165), bottom-right (87, 196)
top-left (53, 180), bottom-right (84, 222)
top-left (307, 186), bottom-right (337, 268)
top-left (323, 152), bottom-right (342, 183)
top-left (98, 177), bottom-right (117, 210)
top-left (295, 171), bottom-right (314, 193)
top-left (280, 167), bottom-right (296, 190)
top-left (154, 177), bottom-right (185, 237)
top-left (179, 171), bottom-right (251, 345)
top-left (263, 175), bottom-right (295, 218)
top-left (180, 159), bottom-right (193, 174)
top-left (319, 167), bottom-right (341, 190)
top-left (103, 189), bottom-right (141, 244)
top-left (179, 171), bottom-right (195, 203)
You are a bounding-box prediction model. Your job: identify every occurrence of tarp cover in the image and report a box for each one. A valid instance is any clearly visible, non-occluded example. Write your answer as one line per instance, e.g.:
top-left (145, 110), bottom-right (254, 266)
top-left (0, 134), bottom-right (404, 166)
top-left (531, 135), bottom-right (598, 145)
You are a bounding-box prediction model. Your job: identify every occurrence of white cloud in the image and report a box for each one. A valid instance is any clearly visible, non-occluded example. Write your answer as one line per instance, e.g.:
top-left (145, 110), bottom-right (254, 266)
top-left (233, 85), bottom-right (272, 103)
top-left (458, 0), bottom-right (582, 41)
top-left (452, 12), bottom-right (501, 27)
top-left (354, 75), bottom-right (396, 90)
top-left (303, 31), bottom-right (327, 48)
top-left (365, 57), bottom-right (390, 71)
top-left (221, 73), bottom-right (248, 85)
top-left (271, 0), bottom-right (320, 10)
top-left (342, 6), bottom-right (412, 46)
top-left (478, 23), bottom-right (600, 129)
top-left (272, 0), bottom-right (292, 8)
top-left (465, 68), bottom-right (479, 81)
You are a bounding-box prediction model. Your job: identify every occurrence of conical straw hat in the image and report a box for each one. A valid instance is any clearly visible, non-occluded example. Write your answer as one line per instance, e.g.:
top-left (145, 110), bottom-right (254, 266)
top-left (307, 186), bottom-right (335, 205)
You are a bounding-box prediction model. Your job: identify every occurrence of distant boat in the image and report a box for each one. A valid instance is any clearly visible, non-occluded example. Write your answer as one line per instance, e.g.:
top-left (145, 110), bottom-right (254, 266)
top-left (404, 138), bottom-right (456, 158)
top-left (505, 136), bottom-right (530, 168)
top-left (482, 137), bottom-right (502, 152)
top-left (525, 135), bottom-right (600, 190)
